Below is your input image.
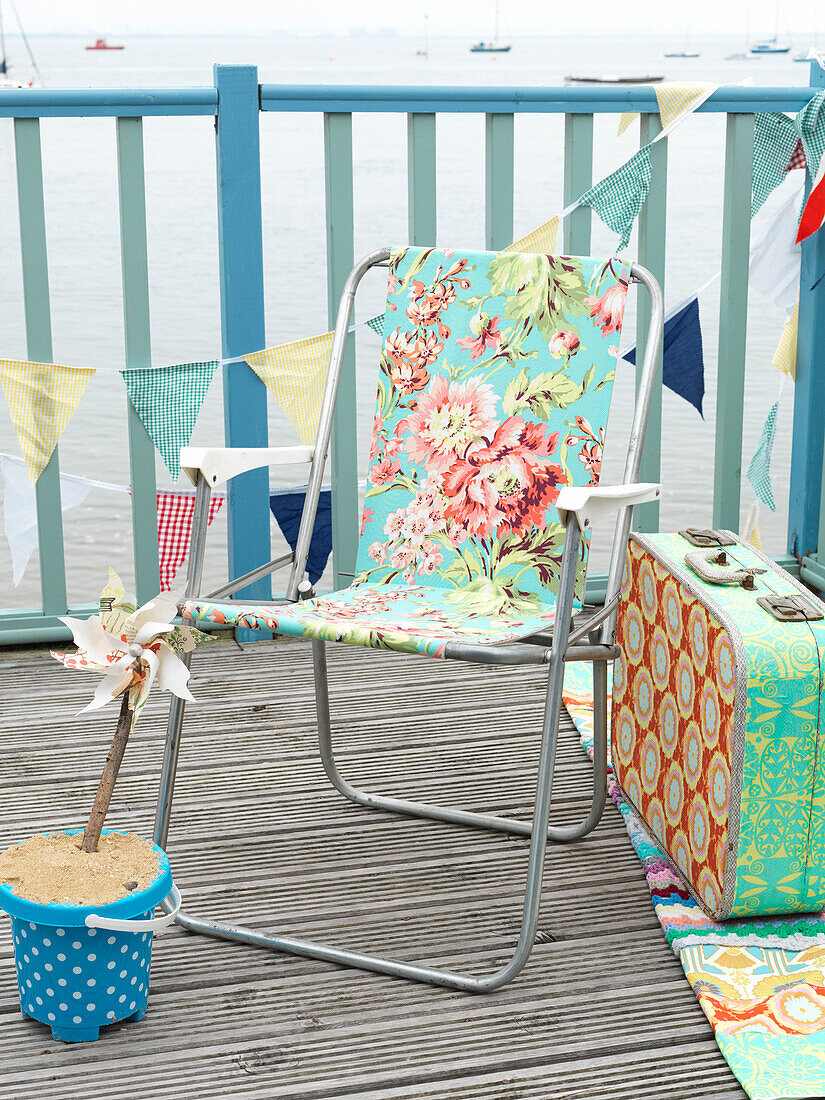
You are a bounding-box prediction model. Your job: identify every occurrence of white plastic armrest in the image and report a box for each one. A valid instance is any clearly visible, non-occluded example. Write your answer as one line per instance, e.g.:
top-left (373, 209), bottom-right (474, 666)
top-left (556, 482), bottom-right (661, 530)
top-left (180, 446), bottom-right (315, 488)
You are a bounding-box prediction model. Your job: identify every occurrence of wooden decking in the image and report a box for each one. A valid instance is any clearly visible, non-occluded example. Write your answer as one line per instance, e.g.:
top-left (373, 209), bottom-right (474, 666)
top-left (0, 637), bottom-right (746, 1099)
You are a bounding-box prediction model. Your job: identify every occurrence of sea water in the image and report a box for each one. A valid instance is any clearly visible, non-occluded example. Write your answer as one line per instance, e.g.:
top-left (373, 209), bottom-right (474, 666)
top-left (0, 33), bottom-right (815, 605)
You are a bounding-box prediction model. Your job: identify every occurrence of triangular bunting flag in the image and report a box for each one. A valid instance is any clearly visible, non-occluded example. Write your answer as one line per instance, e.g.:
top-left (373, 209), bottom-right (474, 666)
top-left (752, 112), bottom-right (801, 216)
top-left (796, 88), bottom-right (825, 182)
top-left (771, 299), bottom-right (798, 378)
top-left (654, 82), bottom-right (717, 132)
top-left (245, 332), bottom-right (332, 446)
top-left (747, 400), bottom-right (780, 511)
top-left (122, 361), bottom-right (218, 480)
top-left (2, 454), bottom-right (88, 583)
top-left (270, 486), bottom-right (332, 585)
top-left (786, 138), bottom-right (806, 172)
top-left (743, 501), bottom-right (763, 550)
top-left (749, 181), bottom-right (802, 312)
top-left (796, 151), bottom-right (825, 243)
top-left (366, 315), bottom-right (385, 338)
top-left (579, 145), bottom-right (652, 251)
top-left (624, 296), bottom-right (705, 416)
top-left (614, 82), bottom-right (716, 138)
top-left (506, 215), bottom-right (560, 254)
top-left (617, 112), bottom-right (637, 136)
top-left (0, 360), bottom-right (95, 484)
top-left (155, 489), bottom-right (224, 591)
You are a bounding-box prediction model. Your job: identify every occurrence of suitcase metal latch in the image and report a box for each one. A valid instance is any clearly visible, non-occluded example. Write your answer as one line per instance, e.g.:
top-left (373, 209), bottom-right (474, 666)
top-left (679, 528), bottom-right (736, 548)
top-left (757, 593), bottom-right (825, 623)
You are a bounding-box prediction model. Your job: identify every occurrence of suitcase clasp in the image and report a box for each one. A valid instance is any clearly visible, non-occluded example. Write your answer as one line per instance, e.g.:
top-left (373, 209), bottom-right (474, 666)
top-left (679, 528), bottom-right (736, 548)
top-left (757, 593), bottom-right (825, 623)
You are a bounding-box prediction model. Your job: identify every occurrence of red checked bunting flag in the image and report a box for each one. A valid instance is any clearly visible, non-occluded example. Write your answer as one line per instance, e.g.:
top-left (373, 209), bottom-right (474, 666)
top-left (156, 491), bottom-right (225, 591)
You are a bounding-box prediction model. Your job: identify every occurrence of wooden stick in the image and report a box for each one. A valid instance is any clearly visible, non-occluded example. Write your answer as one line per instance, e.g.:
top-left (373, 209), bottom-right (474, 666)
top-left (80, 679), bottom-right (135, 854)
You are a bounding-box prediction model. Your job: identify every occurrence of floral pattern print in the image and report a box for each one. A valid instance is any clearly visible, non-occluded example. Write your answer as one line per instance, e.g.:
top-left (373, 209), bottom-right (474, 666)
top-left (357, 248), bottom-right (628, 611)
top-left (185, 247), bottom-right (629, 657)
top-left (183, 584), bottom-right (557, 659)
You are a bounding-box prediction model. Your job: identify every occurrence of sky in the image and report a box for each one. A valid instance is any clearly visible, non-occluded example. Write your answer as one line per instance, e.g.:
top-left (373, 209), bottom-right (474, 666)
top-left (3, 0), bottom-right (822, 37)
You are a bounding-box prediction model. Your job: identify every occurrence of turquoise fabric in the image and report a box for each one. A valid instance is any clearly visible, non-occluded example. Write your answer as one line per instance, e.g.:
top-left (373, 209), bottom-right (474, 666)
top-left (185, 247), bottom-right (631, 656)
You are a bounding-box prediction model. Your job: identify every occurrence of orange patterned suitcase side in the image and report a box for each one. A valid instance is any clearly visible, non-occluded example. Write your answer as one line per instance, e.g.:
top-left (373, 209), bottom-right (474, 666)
top-left (612, 541), bottom-right (738, 915)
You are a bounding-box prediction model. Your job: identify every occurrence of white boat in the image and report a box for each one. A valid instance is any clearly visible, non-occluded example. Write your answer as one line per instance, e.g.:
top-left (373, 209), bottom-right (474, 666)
top-left (471, 0), bottom-right (511, 53)
top-left (751, 1), bottom-right (791, 53)
top-left (0, 0), bottom-right (43, 87)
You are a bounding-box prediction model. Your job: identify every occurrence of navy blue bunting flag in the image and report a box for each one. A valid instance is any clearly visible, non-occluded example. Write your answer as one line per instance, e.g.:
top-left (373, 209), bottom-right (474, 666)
top-left (624, 296), bottom-right (705, 418)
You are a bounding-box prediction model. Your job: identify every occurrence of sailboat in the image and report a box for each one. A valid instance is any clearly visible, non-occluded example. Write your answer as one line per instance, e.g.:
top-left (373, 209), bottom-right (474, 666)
top-left (471, 0), bottom-right (511, 53)
top-left (664, 11), bottom-right (700, 56)
top-left (751, 0), bottom-right (791, 52)
top-left (415, 14), bottom-right (429, 58)
top-left (0, 0), bottom-right (42, 87)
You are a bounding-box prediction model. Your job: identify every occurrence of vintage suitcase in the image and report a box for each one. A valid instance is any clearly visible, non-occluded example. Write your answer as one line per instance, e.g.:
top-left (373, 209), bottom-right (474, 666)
top-left (612, 529), bottom-right (825, 920)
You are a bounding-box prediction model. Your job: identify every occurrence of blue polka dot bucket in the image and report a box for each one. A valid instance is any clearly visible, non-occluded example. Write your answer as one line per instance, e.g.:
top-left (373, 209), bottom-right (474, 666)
top-left (0, 829), bottom-right (179, 1043)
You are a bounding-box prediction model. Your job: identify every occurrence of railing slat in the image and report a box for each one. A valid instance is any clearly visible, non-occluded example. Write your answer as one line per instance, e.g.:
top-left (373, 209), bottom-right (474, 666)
top-left (789, 63), bottom-right (825, 562)
top-left (214, 64), bottom-right (272, 634)
top-left (407, 113), bottom-right (436, 245)
top-left (634, 114), bottom-right (667, 532)
top-left (13, 117), bottom-right (68, 618)
top-left (324, 111), bottom-right (358, 586)
top-left (713, 113), bottom-right (754, 532)
top-left (485, 113), bottom-right (514, 249)
top-left (116, 116), bottom-right (160, 603)
top-left (562, 113), bottom-right (593, 253)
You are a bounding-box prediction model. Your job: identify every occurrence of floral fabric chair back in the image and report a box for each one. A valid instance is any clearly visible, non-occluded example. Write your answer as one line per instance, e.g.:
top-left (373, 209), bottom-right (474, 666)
top-left (356, 247), bottom-right (630, 618)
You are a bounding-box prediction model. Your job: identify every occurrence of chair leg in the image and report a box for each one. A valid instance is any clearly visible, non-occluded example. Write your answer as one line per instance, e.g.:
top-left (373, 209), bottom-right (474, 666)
top-left (158, 516), bottom-right (584, 992)
top-left (313, 640), bottom-right (606, 844)
top-left (153, 665), bottom-right (191, 850)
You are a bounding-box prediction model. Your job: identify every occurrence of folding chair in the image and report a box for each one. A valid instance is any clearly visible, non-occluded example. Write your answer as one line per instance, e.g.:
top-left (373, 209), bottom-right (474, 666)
top-left (154, 246), bottom-right (663, 992)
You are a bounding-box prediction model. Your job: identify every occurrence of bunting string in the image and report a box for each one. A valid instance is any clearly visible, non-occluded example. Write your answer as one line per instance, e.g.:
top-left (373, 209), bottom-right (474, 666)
top-left (1, 86), bottom-right (821, 492)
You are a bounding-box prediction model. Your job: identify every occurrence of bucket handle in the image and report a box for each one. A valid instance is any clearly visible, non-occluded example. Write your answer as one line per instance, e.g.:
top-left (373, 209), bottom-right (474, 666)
top-left (84, 885), bottom-right (181, 934)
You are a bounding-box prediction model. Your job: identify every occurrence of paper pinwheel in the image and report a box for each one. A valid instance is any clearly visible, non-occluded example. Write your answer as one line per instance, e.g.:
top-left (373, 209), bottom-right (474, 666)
top-left (52, 569), bottom-right (214, 720)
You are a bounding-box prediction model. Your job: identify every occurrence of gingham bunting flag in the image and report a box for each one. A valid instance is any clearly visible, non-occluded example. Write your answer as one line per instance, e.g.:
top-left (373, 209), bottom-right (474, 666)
top-left (786, 138), bottom-right (806, 172)
top-left (617, 111), bottom-right (637, 136)
top-left (753, 112), bottom-right (810, 216)
top-left (744, 501), bottom-right (763, 551)
top-left (796, 89), bottom-right (825, 181)
top-left (122, 361), bottom-right (218, 480)
top-left (155, 490), bottom-right (225, 591)
top-left (0, 360), bottom-right (95, 484)
top-left (506, 215), bottom-right (560, 254)
top-left (366, 315), bottom-right (385, 338)
top-left (616, 82), bottom-right (717, 138)
top-left (245, 332), bottom-right (333, 446)
top-left (772, 299), bottom-right (798, 378)
top-left (579, 145), bottom-right (652, 250)
top-left (747, 399), bottom-right (780, 511)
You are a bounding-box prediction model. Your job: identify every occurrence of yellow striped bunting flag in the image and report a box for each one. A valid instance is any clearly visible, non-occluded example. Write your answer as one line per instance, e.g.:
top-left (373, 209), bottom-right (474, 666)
top-left (0, 360), bottom-right (95, 484)
top-left (245, 332), bottom-right (333, 446)
top-left (772, 299), bottom-right (798, 379)
top-left (655, 82), bottom-right (716, 131)
top-left (617, 112), bottom-right (637, 136)
top-left (616, 82), bottom-right (716, 138)
top-left (505, 216), bottom-right (559, 254)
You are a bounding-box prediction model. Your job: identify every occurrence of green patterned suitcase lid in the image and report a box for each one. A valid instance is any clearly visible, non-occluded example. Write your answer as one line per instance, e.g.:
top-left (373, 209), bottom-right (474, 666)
top-left (633, 531), bottom-right (825, 919)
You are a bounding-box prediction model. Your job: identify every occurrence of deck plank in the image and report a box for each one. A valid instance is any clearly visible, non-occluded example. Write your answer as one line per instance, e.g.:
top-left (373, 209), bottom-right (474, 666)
top-left (0, 637), bottom-right (745, 1098)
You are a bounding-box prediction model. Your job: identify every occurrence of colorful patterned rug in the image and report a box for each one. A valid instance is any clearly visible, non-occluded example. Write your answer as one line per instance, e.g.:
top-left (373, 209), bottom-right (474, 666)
top-left (562, 662), bottom-right (825, 1100)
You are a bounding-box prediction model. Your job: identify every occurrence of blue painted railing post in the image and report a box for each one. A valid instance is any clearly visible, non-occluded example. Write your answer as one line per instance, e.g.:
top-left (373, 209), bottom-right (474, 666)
top-left (214, 64), bottom-right (272, 636)
top-left (788, 62), bottom-right (825, 564)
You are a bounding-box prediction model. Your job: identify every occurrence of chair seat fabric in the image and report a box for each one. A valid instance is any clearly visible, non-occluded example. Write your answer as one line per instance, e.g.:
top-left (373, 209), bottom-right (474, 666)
top-left (182, 585), bottom-right (560, 658)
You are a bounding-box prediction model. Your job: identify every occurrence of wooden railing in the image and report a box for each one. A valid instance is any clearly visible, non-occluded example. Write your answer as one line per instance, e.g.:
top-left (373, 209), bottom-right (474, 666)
top-left (1, 65), bottom-right (824, 643)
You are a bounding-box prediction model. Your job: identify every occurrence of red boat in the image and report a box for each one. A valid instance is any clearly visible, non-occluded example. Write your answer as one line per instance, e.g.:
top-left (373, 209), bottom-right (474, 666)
top-left (85, 39), bottom-right (124, 50)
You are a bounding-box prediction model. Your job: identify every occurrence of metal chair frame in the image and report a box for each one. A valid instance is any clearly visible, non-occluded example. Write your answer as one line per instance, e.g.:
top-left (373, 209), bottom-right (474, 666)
top-left (153, 247), bottom-right (664, 993)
